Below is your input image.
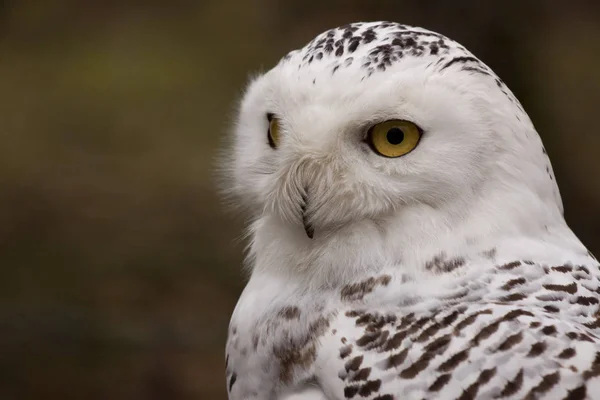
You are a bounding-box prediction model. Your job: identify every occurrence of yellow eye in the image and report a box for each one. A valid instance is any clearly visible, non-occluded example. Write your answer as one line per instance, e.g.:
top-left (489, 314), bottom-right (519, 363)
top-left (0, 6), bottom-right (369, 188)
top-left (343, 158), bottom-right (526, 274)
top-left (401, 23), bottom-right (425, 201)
top-left (367, 120), bottom-right (422, 158)
top-left (267, 114), bottom-right (281, 148)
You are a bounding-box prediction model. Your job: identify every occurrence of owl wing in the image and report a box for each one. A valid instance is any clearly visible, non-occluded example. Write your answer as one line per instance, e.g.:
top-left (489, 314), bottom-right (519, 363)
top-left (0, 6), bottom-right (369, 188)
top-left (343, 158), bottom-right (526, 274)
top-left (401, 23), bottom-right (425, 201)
top-left (314, 262), bottom-right (600, 399)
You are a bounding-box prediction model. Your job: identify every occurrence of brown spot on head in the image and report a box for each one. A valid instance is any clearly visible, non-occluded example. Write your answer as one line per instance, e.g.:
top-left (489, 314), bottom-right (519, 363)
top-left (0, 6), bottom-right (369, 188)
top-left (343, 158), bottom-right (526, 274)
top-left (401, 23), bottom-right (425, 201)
top-left (558, 348), bottom-right (576, 359)
top-left (527, 341), bottom-right (547, 357)
top-left (541, 325), bottom-right (557, 335)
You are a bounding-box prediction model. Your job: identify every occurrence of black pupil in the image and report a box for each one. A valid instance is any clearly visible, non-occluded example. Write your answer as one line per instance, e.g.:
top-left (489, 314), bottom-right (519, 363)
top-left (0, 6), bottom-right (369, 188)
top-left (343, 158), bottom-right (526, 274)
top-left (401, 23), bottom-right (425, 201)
top-left (386, 127), bottom-right (404, 145)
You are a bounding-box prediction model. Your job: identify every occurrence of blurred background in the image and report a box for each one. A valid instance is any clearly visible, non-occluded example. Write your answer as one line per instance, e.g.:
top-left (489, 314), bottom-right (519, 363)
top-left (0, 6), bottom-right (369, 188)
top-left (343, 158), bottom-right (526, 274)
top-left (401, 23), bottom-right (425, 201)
top-left (0, 1), bottom-right (598, 399)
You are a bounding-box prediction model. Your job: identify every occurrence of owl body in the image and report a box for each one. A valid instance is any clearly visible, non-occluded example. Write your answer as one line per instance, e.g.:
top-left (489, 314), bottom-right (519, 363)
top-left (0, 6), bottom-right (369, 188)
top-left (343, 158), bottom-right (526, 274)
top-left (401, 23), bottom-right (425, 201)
top-left (222, 22), bottom-right (600, 399)
top-left (227, 244), bottom-right (600, 399)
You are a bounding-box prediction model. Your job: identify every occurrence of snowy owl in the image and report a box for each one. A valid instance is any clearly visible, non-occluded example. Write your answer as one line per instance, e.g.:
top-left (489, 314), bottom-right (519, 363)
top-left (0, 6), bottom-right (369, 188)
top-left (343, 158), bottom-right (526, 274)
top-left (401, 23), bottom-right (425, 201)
top-left (221, 22), bottom-right (600, 399)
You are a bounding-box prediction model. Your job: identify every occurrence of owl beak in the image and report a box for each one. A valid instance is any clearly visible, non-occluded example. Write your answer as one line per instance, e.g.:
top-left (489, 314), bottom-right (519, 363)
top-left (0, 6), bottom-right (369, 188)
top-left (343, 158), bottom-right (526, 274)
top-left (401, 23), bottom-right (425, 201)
top-left (301, 192), bottom-right (314, 239)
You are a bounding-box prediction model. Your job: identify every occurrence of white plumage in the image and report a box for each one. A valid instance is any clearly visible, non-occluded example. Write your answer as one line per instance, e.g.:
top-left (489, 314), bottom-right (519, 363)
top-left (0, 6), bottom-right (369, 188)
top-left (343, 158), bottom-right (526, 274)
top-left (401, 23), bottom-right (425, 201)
top-left (222, 22), bottom-right (600, 399)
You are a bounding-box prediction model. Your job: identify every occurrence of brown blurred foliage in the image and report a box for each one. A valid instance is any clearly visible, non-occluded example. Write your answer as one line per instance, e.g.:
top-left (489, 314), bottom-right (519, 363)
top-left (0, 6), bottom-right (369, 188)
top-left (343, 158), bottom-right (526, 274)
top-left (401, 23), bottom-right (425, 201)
top-left (0, 1), bottom-right (598, 399)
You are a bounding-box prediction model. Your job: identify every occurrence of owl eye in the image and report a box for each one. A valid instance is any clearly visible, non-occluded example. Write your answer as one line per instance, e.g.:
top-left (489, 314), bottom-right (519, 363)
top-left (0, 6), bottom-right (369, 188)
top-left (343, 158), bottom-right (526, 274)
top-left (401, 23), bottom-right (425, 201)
top-left (367, 120), bottom-right (422, 158)
top-left (267, 113), bottom-right (281, 149)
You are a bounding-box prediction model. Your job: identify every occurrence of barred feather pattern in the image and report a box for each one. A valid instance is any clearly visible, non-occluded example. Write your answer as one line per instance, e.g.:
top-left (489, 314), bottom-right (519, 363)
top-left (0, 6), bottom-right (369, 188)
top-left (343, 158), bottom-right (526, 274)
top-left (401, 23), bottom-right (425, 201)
top-left (227, 251), bottom-right (600, 399)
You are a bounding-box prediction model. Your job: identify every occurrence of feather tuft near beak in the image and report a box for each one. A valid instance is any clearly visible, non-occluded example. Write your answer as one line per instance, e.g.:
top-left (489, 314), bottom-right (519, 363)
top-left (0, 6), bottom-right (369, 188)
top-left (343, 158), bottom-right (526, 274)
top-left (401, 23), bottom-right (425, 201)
top-left (301, 192), bottom-right (314, 239)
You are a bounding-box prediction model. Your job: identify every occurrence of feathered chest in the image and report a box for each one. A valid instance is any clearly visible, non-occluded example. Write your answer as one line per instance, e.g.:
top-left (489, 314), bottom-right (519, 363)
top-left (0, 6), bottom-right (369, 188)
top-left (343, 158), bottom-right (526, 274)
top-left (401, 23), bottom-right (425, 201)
top-left (226, 256), bottom-right (600, 400)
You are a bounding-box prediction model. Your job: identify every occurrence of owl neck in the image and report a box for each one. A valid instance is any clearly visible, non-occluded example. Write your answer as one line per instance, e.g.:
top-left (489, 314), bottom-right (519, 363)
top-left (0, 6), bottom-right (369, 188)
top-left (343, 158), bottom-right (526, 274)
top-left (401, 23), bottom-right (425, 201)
top-left (248, 179), bottom-right (586, 287)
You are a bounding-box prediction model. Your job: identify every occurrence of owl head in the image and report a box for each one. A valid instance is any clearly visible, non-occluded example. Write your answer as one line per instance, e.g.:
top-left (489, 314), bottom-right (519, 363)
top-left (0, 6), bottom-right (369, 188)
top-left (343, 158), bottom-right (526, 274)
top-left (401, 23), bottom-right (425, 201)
top-left (221, 22), bottom-right (567, 284)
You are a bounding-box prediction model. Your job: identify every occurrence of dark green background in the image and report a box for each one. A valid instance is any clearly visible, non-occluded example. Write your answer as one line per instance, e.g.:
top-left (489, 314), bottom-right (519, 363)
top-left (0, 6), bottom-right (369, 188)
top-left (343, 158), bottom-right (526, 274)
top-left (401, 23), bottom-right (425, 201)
top-left (1, 1), bottom-right (598, 399)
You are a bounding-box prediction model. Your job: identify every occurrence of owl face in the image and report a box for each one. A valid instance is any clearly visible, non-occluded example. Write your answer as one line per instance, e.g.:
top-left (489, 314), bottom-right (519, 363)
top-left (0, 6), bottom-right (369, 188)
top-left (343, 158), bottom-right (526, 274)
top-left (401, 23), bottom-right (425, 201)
top-left (226, 23), bottom-right (551, 242)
